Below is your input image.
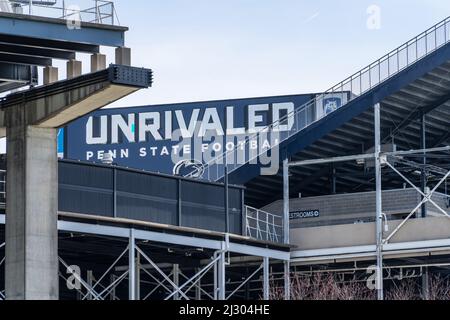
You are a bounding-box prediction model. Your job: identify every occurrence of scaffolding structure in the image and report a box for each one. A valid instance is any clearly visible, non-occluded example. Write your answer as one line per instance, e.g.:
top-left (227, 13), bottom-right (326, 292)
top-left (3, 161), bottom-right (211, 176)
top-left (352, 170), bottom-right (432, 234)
top-left (283, 103), bottom-right (450, 300)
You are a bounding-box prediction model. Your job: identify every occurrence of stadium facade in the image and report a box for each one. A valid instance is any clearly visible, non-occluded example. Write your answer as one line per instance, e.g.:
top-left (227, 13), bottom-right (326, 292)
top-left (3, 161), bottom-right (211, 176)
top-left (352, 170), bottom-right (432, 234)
top-left (0, 1), bottom-right (450, 301)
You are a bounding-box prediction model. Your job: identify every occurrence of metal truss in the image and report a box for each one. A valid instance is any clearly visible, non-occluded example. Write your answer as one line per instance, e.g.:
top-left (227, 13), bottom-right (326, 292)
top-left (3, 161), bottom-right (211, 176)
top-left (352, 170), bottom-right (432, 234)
top-left (383, 157), bottom-right (450, 243)
top-left (58, 243), bottom-right (130, 301)
top-left (0, 215), bottom-right (288, 300)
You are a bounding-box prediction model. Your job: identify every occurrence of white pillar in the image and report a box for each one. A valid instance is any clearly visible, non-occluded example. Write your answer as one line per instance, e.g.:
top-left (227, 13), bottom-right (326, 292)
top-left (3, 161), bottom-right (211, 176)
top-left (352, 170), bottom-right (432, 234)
top-left (5, 121), bottom-right (58, 300)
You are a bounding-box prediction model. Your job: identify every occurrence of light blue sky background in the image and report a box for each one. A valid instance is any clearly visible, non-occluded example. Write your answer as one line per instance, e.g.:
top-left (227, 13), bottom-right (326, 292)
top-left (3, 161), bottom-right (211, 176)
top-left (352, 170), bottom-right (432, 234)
top-left (96, 0), bottom-right (449, 107)
top-left (1, 1), bottom-right (449, 153)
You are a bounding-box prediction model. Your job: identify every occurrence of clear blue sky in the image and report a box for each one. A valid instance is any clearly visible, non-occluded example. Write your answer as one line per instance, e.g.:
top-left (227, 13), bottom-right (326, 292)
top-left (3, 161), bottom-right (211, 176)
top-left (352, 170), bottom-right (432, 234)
top-left (100, 0), bottom-right (450, 107)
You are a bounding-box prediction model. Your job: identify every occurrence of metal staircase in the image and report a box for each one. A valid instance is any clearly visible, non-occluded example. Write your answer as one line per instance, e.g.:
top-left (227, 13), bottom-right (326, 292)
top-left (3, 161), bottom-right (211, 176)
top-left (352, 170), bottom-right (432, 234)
top-left (185, 16), bottom-right (450, 182)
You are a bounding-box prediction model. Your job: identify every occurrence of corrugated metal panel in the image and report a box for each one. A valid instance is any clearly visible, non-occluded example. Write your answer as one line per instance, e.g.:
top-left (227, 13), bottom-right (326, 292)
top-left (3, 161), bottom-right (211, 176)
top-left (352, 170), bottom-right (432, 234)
top-left (58, 161), bottom-right (244, 235)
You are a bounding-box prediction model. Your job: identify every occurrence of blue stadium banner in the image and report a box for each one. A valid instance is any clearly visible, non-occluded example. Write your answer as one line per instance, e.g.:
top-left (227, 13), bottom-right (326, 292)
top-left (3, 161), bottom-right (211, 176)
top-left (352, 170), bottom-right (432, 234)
top-left (62, 93), bottom-right (347, 176)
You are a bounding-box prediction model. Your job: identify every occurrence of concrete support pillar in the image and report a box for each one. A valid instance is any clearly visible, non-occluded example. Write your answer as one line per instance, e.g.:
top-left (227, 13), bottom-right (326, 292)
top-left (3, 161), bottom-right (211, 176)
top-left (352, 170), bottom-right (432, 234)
top-left (66, 60), bottom-right (82, 79)
top-left (173, 264), bottom-right (180, 300)
top-left (91, 53), bottom-right (107, 72)
top-left (115, 47), bottom-right (131, 66)
top-left (5, 113), bottom-right (58, 300)
top-left (43, 66), bottom-right (58, 85)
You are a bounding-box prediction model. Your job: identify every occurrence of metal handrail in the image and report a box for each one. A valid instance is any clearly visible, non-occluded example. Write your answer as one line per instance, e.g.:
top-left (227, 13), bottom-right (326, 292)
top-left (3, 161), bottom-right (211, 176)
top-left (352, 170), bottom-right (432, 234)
top-left (187, 16), bottom-right (450, 181)
top-left (2, 0), bottom-right (119, 25)
top-left (245, 205), bottom-right (283, 243)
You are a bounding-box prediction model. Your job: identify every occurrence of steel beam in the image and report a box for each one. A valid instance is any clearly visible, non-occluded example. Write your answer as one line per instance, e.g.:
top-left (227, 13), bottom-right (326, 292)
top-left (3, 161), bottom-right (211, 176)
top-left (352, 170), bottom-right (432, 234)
top-left (0, 43), bottom-right (76, 60)
top-left (0, 52), bottom-right (51, 66)
top-left (0, 12), bottom-right (127, 47)
top-left (0, 34), bottom-right (99, 54)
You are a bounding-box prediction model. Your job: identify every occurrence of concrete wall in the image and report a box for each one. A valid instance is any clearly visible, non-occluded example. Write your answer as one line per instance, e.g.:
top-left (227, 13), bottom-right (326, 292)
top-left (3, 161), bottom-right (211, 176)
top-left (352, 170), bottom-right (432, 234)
top-left (263, 189), bottom-right (450, 228)
top-left (290, 216), bottom-right (450, 251)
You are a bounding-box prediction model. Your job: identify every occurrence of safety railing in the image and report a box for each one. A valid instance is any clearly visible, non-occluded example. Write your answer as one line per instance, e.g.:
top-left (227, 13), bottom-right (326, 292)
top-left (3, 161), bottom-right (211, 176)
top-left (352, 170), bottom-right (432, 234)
top-left (1, 0), bottom-right (119, 25)
top-left (186, 16), bottom-right (450, 182)
top-left (245, 206), bottom-right (283, 243)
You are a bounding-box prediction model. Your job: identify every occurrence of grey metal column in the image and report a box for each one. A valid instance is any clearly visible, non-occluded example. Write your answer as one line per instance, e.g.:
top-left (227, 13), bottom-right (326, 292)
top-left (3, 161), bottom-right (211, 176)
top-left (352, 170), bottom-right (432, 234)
top-left (129, 229), bottom-right (136, 301)
top-left (374, 103), bottom-right (384, 300)
top-left (195, 268), bottom-right (202, 300)
top-left (173, 264), bottom-right (180, 300)
top-left (224, 166), bottom-right (229, 233)
top-left (5, 124), bottom-right (58, 300)
top-left (283, 158), bottom-right (291, 300)
top-left (213, 253), bottom-right (218, 300)
top-left (87, 270), bottom-right (94, 301)
top-left (422, 267), bottom-right (430, 300)
top-left (135, 251), bottom-right (141, 300)
top-left (420, 111), bottom-right (427, 218)
top-left (284, 261), bottom-right (290, 300)
top-left (283, 158), bottom-right (290, 245)
top-left (218, 248), bottom-right (226, 300)
top-left (263, 257), bottom-right (270, 300)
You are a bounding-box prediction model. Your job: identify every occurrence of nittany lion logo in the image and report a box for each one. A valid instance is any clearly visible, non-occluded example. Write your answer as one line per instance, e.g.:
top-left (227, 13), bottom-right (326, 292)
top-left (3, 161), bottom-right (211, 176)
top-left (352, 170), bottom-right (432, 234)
top-left (323, 98), bottom-right (341, 115)
top-left (173, 159), bottom-right (205, 178)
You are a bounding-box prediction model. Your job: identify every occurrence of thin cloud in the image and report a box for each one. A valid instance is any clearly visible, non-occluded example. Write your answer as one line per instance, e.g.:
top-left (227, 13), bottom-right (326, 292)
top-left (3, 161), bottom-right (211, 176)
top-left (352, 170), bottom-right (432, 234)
top-left (303, 11), bottom-right (320, 24)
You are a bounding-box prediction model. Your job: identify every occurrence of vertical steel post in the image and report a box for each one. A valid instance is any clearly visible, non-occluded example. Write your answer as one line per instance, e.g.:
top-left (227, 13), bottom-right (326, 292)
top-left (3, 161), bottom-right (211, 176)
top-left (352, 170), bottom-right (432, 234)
top-left (374, 103), bottom-right (384, 300)
top-left (224, 166), bottom-right (229, 233)
top-left (422, 267), bottom-right (430, 300)
top-left (177, 179), bottom-right (182, 227)
top-left (284, 260), bottom-right (290, 300)
top-left (87, 270), bottom-right (94, 301)
top-left (129, 229), bottom-right (136, 301)
top-left (113, 167), bottom-right (117, 218)
top-left (218, 247), bottom-right (226, 300)
top-left (110, 274), bottom-right (116, 301)
top-left (330, 164), bottom-right (337, 195)
top-left (420, 111), bottom-right (427, 218)
top-left (195, 268), bottom-right (202, 300)
top-left (173, 264), bottom-right (180, 300)
top-left (135, 251), bottom-right (141, 300)
top-left (283, 158), bottom-right (290, 245)
top-left (263, 257), bottom-right (270, 300)
top-left (213, 252), bottom-right (218, 300)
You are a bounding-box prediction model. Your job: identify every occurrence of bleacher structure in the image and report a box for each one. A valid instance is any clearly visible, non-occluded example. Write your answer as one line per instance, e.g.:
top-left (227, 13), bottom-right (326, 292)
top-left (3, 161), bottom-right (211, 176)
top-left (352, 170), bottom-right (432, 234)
top-left (0, 2), bottom-right (449, 300)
